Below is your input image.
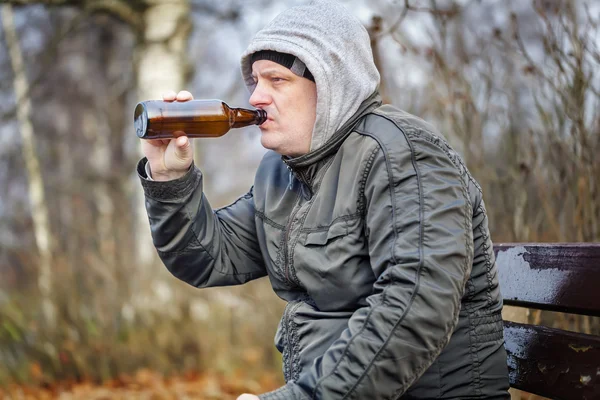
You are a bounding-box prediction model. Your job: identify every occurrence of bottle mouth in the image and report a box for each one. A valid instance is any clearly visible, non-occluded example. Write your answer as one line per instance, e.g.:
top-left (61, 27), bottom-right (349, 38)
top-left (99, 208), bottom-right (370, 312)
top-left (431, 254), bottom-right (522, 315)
top-left (257, 109), bottom-right (267, 125)
top-left (134, 103), bottom-right (148, 138)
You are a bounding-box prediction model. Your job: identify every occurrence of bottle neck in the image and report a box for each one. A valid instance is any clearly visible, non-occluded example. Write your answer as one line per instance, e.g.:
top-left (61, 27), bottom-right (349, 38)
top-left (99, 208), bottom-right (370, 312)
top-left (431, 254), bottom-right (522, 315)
top-left (231, 108), bottom-right (267, 128)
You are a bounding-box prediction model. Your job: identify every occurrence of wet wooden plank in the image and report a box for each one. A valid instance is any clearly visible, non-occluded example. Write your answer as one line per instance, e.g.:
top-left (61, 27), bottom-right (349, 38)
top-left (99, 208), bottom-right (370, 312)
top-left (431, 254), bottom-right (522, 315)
top-left (504, 321), bottom-right (600, 400)
top-left (494, 243), bottom-right (600, 316)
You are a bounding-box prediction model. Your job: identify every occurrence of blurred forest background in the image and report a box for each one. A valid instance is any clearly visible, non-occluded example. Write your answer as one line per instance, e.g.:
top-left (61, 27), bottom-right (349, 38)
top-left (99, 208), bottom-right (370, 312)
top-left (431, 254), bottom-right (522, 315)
top-left (0, 0), bottom-right (598, 399)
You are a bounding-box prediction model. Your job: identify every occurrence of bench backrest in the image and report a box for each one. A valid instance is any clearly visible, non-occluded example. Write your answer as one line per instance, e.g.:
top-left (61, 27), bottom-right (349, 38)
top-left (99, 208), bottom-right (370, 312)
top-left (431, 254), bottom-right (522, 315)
top-left (494, 243), bottom-right (600, 400)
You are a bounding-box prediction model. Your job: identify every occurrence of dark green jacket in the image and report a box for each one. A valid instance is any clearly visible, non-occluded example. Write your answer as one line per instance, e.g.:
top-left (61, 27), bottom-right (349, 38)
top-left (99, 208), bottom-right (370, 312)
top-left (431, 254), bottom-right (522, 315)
top-left (138, 103), bottom-right (510, 400)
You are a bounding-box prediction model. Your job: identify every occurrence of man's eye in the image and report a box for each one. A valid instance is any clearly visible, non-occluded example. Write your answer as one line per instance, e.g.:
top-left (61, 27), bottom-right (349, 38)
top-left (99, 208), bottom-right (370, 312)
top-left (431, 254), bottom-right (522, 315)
top-left (271, 77), bottom-right (284, 83)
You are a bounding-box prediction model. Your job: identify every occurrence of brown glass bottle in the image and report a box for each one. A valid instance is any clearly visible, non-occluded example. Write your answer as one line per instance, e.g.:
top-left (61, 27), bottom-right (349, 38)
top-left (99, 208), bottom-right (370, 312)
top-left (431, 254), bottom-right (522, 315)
top-left (134, 99), bottom-right (267, 139)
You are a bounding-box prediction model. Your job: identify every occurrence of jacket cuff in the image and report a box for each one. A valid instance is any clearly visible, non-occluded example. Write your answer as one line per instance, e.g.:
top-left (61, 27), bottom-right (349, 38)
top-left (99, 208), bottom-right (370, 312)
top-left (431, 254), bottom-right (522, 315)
top-left (144, 161), bottom-right (154, 181)
top-left (259, 382), bottom-right (310, 400)
top-left (136, 157), bottom-right (200, 201)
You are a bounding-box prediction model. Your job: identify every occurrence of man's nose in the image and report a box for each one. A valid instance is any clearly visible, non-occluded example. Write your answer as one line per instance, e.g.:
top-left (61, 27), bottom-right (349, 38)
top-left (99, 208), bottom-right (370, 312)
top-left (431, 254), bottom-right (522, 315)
top-left (249, 83), bottom-right (270, 108)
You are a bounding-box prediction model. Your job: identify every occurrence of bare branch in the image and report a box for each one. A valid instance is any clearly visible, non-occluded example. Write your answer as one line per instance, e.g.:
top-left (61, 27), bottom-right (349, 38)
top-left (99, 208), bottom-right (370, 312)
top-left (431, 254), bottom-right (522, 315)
top-left (1, 0), bottom-right (83, 5)
top-left (0, 10), bottom-right (88, 122)
top-left (188, 0), bottom-right (242, 22)
top-left (372, 1), bottom-right (410, 39)
top-left (402, 0), bottom-right (460, 18)
top-left (3, 0), bottom-right (144, 32)
top-left (509, 12), bottom-right (575, 108)
top-left (0, 0), bottom-right (145, 123)
top-left (84, 0), bottom-right (144, 32)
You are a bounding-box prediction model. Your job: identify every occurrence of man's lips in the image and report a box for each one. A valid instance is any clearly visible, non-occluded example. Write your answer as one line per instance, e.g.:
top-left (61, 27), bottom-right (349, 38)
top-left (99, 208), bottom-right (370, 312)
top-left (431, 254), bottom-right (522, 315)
top-left (260, 116), bottom-right (274, 127)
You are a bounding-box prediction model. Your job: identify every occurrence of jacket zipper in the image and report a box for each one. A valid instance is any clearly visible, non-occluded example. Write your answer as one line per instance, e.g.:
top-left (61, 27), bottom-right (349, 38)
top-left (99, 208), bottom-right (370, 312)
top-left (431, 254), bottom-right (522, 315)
top-left (284, 194), bottom-right (302, 284)
top-left (283, 164), bottom-right (310, 286)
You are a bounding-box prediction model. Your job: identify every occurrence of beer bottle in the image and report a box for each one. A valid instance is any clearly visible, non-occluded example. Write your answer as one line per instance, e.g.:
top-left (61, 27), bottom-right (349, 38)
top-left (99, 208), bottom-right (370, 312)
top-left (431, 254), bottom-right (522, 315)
top-left (134, 99), bottom-right (267, 139)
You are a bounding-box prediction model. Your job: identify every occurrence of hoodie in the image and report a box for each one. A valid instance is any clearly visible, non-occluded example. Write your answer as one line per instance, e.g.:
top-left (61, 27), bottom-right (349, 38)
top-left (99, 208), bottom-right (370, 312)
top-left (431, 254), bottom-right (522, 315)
top-left (240, 0), bottom-right (381, 152)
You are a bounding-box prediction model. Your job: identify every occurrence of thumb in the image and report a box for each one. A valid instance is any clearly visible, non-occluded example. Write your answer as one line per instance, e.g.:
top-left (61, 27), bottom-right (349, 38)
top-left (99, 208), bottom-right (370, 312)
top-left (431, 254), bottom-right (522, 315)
top-left (174, 135), bottom-right (192, 160)
top-left (237, 395), bottom-right (259, 400)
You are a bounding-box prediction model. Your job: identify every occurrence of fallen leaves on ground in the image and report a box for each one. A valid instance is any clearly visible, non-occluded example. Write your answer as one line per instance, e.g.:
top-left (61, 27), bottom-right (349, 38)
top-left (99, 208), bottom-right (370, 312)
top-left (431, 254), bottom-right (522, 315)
top-left (0, 369), bottom-right (283, 399)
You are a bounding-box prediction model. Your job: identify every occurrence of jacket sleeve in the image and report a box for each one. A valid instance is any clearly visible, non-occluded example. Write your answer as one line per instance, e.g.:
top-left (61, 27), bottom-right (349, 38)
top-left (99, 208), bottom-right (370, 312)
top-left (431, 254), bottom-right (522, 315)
top-left (260, 130), bottom-right (474, 399)
top-left (138, 158), bottom-right (267, 287)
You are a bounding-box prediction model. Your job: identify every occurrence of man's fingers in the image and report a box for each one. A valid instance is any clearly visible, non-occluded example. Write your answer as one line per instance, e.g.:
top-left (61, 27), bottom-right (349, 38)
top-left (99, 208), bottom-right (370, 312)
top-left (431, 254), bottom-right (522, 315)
top-left (146, 139), bottom-right (167, 147)
top-left (161, 90), bottom-right (192, 102)
top-left (175, 135), bottom-right (188, 146)
top-left (162, 91), bottom-right (177, 102)
top-left (175, 135), bottom-right (190, 152)
top-left (236, 395), bottom-right (259, 400)
top-left (173, 135), bottom-right (192, 161)
top-left (176, 90), bottom-right (194, 102)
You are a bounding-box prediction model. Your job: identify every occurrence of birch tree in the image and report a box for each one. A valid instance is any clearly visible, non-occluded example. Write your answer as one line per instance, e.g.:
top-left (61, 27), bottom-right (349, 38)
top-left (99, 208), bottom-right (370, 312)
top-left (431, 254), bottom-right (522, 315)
top-left (2, 0), bottom-right (193, 304)
top-left (2, 4), bottom-right (55, 326)
top-left (133, 0), bottom-right (191, 267)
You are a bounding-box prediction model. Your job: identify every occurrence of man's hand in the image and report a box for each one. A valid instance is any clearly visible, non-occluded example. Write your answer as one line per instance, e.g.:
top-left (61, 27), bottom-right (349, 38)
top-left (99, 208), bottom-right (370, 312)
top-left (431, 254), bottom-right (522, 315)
top-left (236, 394), bottom-right (260, 400)
top-left (141, 90), bottom-right (194, 181)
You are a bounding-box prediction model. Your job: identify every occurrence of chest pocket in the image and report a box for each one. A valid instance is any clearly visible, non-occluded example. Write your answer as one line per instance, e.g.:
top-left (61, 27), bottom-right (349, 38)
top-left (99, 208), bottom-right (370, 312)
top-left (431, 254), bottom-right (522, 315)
top-left (294, 216), bottom-right (373, 310)
top-left (303, 221), bottom-right (349, 246)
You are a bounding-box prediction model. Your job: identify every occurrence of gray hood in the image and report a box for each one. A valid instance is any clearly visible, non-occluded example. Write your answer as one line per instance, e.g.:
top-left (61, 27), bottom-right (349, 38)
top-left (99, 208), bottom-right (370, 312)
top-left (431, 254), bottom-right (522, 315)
top-left (240, 0), bottom-right (381, 151)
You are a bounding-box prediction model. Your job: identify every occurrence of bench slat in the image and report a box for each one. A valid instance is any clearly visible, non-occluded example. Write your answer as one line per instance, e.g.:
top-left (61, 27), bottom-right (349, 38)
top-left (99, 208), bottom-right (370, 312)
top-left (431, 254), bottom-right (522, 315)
top-left (494, 243), bottom-right (600, 316)
top-left (504, 321), bottom-right (600, 400)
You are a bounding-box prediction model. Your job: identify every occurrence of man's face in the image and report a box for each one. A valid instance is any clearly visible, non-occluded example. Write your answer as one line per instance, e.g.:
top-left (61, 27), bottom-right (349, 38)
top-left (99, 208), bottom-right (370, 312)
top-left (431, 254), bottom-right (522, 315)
top-left (249, 60), bottom-right (317, 157)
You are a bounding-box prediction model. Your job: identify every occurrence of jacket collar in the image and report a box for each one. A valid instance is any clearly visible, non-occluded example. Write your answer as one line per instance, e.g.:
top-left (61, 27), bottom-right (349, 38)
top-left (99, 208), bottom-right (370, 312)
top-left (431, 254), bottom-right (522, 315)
top-left (282, 91), bottom-right (382, 190)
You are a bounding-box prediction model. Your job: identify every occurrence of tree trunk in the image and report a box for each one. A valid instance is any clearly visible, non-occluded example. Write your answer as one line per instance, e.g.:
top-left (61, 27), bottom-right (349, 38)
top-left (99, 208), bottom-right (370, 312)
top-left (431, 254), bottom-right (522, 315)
top-left (2, 4), bottom-right (55, 326)
top-left (133, 0), bottom-right (192, 296)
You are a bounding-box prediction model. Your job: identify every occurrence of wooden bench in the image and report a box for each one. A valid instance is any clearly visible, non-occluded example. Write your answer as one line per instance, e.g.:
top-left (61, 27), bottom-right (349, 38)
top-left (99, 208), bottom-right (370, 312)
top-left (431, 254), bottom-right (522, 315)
top-left (494, 243), bottom-right (600, 400)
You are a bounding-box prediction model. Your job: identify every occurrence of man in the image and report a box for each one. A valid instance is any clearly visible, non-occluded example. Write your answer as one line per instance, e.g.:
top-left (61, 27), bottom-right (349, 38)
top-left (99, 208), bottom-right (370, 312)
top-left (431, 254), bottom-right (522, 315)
top-left (137, 0), bottom-right (510, 398)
